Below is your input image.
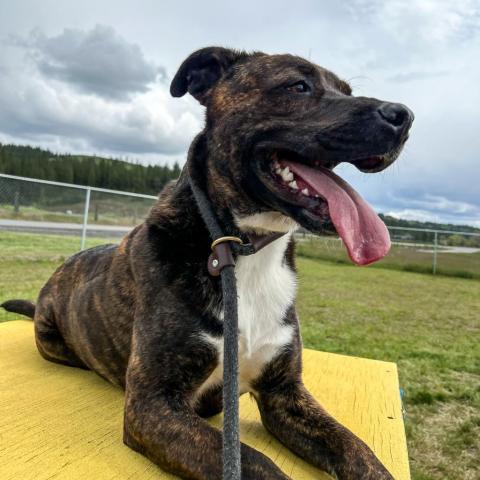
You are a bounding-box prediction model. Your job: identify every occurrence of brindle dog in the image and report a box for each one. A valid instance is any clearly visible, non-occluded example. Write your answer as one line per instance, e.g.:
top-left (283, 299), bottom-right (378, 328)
top-left (2, 47), bottom-right (413, 479)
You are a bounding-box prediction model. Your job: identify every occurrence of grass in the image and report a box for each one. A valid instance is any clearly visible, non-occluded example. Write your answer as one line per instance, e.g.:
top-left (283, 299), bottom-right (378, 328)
top-left (297, 235), bottom-right (480, 280)
top-left (297, 258), bottom-right (480, 480)
top-left (0, 231), bottom-right (479, 479)
top-left (0, 230), bottom-right (117, 263)
top-left (0, 204), bottom-right (86, 224)
top-left (0, 200), bottom-right (152, 226)
top-left (0, 232), bottom-right (117, 322)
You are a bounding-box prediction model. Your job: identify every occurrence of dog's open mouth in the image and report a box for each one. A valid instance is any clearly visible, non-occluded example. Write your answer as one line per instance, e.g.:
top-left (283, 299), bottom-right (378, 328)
top-left (265, 152), bottom-right (391, 266)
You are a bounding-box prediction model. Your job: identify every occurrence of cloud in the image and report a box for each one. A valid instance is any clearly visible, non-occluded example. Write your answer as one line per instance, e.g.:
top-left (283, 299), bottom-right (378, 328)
top-left (0, 25), bottom-right (203, 159)
top-left (386, 70), bottom-right (449, 83)
top-left (346, 0), bottom-right (480, 45)
top-left (382, 192), bottom-right (479, 216)
top-left (0, 70), bottom-right (202, 156)
top-left (386, 209), bottom-right (444, 223)
top-left (413, 195), bottom-right (479, 215)
top-left (11, 25), bottom-right (165, 100)
top-left (386, 208), bottom-right (480, 228)
top-left (340, 0), bottom-right (480, 80)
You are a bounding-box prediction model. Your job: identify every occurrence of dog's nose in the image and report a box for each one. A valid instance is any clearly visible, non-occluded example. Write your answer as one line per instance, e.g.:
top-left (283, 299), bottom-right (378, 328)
top-left (377, 102), bottom-right (414, 130)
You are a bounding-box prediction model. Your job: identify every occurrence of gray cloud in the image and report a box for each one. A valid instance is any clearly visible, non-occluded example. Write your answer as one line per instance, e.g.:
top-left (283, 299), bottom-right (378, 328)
top-left (0, 24), bottom-right (202, 158)
top-left (0, 69), bottom-right (201, 156)
top-left (386, 70), bottom-right (449, 83)
top-left (13, 25), bottom-right (165, 100)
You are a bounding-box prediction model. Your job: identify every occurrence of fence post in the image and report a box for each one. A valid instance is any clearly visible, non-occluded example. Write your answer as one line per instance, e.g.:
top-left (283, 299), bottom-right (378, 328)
top-left (13, 191), bottom-right (20, 213)
top-left (432, 231), bottom-right (438, 275)
top-left (80, 188), bottom-right (91, 250)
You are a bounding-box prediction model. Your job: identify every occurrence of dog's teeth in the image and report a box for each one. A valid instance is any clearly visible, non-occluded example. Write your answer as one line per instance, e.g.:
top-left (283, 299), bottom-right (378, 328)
top-left (281, 168), bottom-right (293, 182)
top-left (275, 168), bottom-right (282, 175)
top-left (289, 180), bottom-right (298, 190)
top-left (301, 188), bottom-right (309, 196)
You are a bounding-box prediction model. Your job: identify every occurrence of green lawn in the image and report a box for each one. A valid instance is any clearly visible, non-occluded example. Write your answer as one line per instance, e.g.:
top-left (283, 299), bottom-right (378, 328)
top-left (0, 230), bottom-right (117, 262)
top-left (0, 198), bottom-right (153, 226)
top-left (0, 231), bottom-right (479, 479)
top-left (297, 235), bottom-right (480, 280)
top-left (297, 257), bottom-right (479, 480)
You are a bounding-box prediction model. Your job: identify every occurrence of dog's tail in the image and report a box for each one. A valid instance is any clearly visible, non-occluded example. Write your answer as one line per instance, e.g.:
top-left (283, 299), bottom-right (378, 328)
top-left (1, 299), bottom-right (36, 319)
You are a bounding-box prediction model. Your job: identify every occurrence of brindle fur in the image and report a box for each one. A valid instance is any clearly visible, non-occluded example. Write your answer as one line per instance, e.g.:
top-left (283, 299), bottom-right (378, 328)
top-left (3, 47), bottom-right (414, 479)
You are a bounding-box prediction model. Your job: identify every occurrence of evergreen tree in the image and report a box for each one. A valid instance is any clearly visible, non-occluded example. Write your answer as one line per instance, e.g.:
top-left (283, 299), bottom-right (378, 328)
top-left (0, 143), bottom-right (181, 195)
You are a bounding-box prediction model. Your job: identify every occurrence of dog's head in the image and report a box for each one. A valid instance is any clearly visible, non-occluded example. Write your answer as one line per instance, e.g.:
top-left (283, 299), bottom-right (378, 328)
top-left (171, 47), bottom-right (413, 265)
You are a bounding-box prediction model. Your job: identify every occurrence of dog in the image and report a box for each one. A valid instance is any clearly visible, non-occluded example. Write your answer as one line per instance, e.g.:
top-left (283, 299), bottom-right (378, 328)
top-left (2, 47), bottom-right (413, 479)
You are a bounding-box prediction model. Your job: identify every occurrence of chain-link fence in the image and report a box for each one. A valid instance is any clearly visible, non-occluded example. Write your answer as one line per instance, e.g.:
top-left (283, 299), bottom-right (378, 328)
top-left (0, 173), bottom-right (158, 321)
top-left (1, 172), bottom-right (479, 281)
top-left (296, 226), bottom-right (480, 279)
top-left (0, 173), bottom-right (157, 258)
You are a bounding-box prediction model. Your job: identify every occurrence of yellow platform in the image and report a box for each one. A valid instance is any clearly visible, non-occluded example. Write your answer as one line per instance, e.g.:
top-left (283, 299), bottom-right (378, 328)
top-left (0, 321), bottom-right (410, 479)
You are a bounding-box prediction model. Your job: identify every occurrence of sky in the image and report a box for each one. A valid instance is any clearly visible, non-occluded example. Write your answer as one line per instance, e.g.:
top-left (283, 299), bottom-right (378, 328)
top-left (0, 0), bottom-right (479, 226)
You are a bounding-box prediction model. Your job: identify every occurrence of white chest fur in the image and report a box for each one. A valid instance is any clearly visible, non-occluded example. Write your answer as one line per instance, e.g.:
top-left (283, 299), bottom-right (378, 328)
top-left (196, 233), bottom-right (297, 401)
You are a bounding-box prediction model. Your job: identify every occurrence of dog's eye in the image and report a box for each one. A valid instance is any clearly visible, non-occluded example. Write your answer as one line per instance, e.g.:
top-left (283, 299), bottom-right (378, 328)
top-left (285, 81), bottom-right (311, 93)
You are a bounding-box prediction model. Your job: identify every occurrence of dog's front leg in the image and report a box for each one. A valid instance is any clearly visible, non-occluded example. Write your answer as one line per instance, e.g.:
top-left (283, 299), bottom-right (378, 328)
top-left (124, 392), bottom-right (290, 479)
top-left (123, 329), bottom-right (290, 479)
top-left (256, 382), bottom-right (394, 480)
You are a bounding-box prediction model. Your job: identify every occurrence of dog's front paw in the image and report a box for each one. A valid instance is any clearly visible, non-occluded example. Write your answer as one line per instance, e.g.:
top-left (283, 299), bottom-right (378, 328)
top-left (347, 460), bottom-right (394, 480)
top-left (337, 440), bottom-right (394, 480)
top-left (242, 444), bottom-right (291, 479)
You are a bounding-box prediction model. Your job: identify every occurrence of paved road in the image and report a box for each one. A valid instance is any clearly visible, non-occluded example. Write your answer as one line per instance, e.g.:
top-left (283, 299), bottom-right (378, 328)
top-left (0, 219), bottom-right (133, 238)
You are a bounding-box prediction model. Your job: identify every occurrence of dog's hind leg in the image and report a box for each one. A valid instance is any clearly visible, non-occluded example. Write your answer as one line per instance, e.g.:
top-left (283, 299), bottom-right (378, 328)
top-left (34, 315), bottom-right (87, 369)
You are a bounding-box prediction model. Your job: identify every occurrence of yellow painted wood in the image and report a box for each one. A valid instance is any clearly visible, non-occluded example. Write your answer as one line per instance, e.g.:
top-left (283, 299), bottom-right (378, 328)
top-left (0, 321), bottom-right (410, 479)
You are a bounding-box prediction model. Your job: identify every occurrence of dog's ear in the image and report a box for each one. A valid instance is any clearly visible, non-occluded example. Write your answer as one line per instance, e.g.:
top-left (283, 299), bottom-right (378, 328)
top-left (170, 47), bottom-right (242, 105)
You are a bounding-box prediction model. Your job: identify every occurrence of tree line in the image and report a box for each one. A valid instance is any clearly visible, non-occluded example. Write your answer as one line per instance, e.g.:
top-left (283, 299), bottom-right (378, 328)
top-left (379, 214), bottom-right (480, 247)
top-left (379, 214), bottom-right (479, 235)
top-left (0, 143), bottom-right (182, 195)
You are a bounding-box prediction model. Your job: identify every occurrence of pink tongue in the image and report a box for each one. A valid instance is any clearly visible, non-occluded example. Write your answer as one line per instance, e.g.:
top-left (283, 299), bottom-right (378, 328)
top-left (286, 162), bottom-right (390, 265)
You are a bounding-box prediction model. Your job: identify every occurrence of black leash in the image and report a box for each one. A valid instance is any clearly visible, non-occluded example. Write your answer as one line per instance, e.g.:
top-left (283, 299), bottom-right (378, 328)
top-left (189, 176), bottom-right (241, 480)
top-left (188, 175), bottom-right (284, 480)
